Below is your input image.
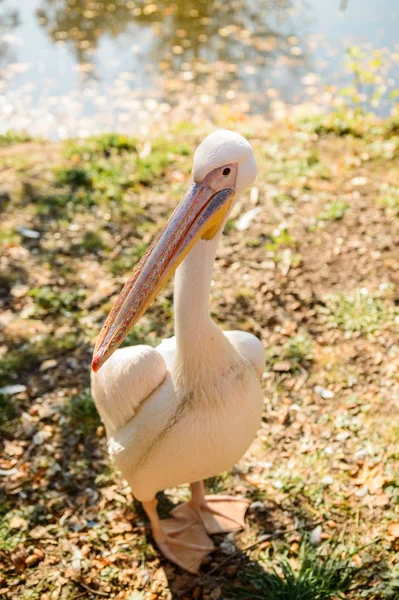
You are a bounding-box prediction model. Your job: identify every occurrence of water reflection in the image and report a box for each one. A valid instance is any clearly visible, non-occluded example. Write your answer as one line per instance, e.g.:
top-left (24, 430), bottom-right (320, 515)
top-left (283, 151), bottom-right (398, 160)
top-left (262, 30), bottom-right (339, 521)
top-left (36, 0), bottom-right (135, 67)
top-left (0, 0), bottom-right (19, 68)
top-left (36, 0), bottom-right (307, 104)
top-left (1, 0), bottom-right (397, 137)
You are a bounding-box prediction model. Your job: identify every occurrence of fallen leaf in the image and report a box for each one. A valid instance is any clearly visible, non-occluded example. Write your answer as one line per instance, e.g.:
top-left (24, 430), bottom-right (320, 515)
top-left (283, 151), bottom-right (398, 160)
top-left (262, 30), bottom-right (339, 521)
top-left (9, 515), bottom-right (28, 530)
top-left (387, 522), bottom-right (399, 538)
top-left (10, 545), bottom-right (28, 571)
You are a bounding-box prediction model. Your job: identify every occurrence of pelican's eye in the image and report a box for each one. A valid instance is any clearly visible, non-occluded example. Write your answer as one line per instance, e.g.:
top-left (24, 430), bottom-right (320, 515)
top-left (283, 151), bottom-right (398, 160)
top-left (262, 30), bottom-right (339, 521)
top-left (222, 167), bottom-right (231, 176)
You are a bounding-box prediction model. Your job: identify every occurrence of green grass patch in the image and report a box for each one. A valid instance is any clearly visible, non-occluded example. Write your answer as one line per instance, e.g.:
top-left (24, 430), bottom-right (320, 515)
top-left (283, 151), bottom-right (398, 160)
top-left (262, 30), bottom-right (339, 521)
top-left (376, 184), bottom-right (399, 215)
top-left (319, 199), bottom-right (350, 221)
top-left (64, 133), bottom-right (138, 159)
top-left (265, 228), bottom-right (295, 252)
top-left (0, 394), bottom-right (17, 427)
top-left (0, 333), bottom-right (80, 386)
top-left (266, 334), bottom-right (314, 372)
top-left (67, 388), bottom-right (100, 434)
top-left (28, 286), bottom-right (86, 317)
top-left (0, 130), bottom-right (33, 146)
top-left (229, 543), bottom-right (356, 600)
top-left (319, 287), bottom-right (397, 336)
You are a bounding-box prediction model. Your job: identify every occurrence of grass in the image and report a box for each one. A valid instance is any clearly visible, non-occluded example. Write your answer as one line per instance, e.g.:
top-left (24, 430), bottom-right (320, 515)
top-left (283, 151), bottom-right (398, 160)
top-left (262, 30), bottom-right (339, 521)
top-left (376, 184), bottom-right (399, 215)
top-left (29, 286), bottom-right (85, 317)
top-left (66, 388), bottom-right (101, 434)
top-left (0, 130), bottom-right (33, 146)
top-left (319, 200), bottom-right (350, 221)
top-left (0, 394), bottom-right (17, 427)
top-left (319, 287), bottom-right (397, 336)
top-left (266, 334), bottom-right (314, 372)
top-left (28, 286), bottom-right (86, 317)
top-left (1, 103), bottom-right (399, 598)
top-left (0, 333), bottom-right (81, 386)
top-left (230, 543), bottom-right (356, 600)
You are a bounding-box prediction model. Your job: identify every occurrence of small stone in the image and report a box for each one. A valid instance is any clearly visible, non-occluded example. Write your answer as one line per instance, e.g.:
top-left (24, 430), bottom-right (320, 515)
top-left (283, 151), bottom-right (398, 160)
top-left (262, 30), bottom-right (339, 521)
top-left (310, 525), bottom-right (322, 546)
top-left (250, 501), bottom-right (266, 512)
top-left (322, 475), bottom-right (333, 486)
top-left (29, 525), bottom-right (49, 539)
top-left (273, 361), bottom-right (291, 372)
top-left (39, 359), bottom-right (57, 371)
top-left (33, 430), bottom-right (52, 445)
top-left (0, 384), bottom-right (27, 396)
top-left (314, 385), bottom-right (334, 399)
top-left (326, 520), bottom-right (337, 529)
top-left (220, 540), bottom-right (236, 555)
top-left (16, 226), bottom-right (41, 239)
top-left (9, 516), bottom-right (28, 530)
top-left (96, 425), bottom-right (105, 438)
top-left (350, 176), bottom-right (368, 186)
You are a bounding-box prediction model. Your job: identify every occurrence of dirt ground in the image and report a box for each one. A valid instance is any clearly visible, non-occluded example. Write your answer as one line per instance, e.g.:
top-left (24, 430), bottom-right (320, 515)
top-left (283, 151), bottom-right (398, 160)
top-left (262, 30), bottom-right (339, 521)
top-left (1, 112), bottom-right (399, 599)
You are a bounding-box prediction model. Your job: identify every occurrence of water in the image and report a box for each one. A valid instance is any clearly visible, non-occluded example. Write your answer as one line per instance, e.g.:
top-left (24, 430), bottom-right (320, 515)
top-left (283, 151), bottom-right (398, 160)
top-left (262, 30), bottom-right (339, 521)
top-left (0, 0), bottom-right (398, 138)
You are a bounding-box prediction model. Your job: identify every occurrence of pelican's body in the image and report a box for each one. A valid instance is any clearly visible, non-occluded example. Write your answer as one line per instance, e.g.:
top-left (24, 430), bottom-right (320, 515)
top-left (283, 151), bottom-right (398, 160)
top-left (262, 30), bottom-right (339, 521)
top-left (92, 240), bottom-right (264, 502)
top-left (91, 131), bottom-right (264, 573)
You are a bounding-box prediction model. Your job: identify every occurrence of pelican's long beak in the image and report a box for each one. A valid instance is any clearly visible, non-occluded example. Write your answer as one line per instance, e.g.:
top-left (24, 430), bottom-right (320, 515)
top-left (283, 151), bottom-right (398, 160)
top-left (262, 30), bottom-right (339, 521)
top-left (92, 170), bottom-right (236, 372)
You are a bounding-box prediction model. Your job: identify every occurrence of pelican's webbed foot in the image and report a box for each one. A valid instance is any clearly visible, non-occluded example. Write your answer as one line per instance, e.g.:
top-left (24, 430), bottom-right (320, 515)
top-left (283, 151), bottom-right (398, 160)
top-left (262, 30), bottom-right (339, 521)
top-left (171, 482), bottom-right (250, 535)
top-left (143, 498), bottom-right (214, 574)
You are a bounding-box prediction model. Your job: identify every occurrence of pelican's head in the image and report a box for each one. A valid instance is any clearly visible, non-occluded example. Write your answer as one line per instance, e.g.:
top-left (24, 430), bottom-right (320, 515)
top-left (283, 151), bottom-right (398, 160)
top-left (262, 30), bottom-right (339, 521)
top-left (92, 130), bottom-right (257, 371)
top-left (193, 130), bottom-right (257, 197)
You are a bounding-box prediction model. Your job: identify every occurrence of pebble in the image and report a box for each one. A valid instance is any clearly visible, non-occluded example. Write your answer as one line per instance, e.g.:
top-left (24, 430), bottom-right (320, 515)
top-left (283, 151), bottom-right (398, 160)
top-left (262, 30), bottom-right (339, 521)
top-left (310, 525), bottom-right (322, 546)
top-left (16, 226), bottom-right (41, 239)
top-left (250, 500), bottom-right (266, 512)
top-left (33, 430), bottom-right (52, 446)
top-left (314, 385), bottom-right (335, 399)
top-left (39, 359), bottom-right (58, 371)
top-left (273, 361), bottom-right (291, 372)
top-left (0, 384), bottom-right (27, 396)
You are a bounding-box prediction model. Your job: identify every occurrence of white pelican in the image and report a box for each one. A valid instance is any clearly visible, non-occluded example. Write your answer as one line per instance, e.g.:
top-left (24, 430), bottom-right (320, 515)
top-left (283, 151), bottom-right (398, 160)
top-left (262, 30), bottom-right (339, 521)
top-left (91, 131), bottom-right (264, 573)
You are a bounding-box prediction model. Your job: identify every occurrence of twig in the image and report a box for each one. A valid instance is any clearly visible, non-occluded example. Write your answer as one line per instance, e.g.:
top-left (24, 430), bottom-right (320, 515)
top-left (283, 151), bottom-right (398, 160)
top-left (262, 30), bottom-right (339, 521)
top-left (77, 581), bottom-right (110, 597)
top-left (178, 520), bottom-right (325, 597)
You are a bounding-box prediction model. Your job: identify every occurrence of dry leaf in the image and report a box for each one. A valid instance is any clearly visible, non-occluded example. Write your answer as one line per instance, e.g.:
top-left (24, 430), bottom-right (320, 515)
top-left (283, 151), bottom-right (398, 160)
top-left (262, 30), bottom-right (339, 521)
top-left (387, 522), bottom-right (399, 539)
top-left (9, 515), bottom-right (28, 530)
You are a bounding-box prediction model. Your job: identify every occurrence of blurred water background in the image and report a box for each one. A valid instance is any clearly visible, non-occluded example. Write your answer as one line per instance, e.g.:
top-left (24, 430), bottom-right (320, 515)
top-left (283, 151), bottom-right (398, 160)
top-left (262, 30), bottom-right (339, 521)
top-left (1, 0), bottom-right (398, 138)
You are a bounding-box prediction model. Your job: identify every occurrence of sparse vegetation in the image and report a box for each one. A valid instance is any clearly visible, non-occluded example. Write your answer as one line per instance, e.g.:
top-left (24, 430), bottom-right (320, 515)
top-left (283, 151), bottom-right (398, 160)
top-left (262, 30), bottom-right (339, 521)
top-left (266, 333), bottom-right (314, 372)
top-left (319, 286), bottom-right (397, 336)
top-left (67, 388), bottom-right (100, 434)
top-left (319, 199), bottom-right (350, 221)
top-left (230, 543), bottom-right (356, 600)
top-left (1, 104), bottom-right (399, 598)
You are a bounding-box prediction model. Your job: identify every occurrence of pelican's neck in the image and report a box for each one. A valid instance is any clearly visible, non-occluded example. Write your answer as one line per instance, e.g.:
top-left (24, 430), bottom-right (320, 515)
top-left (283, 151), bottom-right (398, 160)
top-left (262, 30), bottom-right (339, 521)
top-left (174, 230), bottom-right (222, 353)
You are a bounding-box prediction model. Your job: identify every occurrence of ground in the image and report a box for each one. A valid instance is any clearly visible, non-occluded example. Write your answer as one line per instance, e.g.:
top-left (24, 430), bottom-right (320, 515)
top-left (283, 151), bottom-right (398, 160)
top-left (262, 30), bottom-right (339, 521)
top-left (1, 109), bottom-right (399, 599)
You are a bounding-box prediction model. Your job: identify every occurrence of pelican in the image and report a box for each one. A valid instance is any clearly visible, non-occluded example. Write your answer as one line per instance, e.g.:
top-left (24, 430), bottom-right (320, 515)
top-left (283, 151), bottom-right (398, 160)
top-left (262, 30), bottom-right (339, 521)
top-left (91, 131), bottom-right (264, 573)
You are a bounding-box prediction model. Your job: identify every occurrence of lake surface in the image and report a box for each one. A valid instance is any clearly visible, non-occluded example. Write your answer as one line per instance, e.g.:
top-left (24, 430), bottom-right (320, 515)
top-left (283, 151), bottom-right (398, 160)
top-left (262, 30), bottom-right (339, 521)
top-left (1, 0), bottom-right (398, 138)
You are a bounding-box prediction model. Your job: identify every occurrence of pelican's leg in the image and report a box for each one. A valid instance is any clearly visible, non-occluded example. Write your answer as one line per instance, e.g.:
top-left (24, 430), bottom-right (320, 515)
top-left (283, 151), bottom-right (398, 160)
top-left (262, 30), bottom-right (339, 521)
top-left (142, 497), bottom-right (214, 573)
top-left (171, 481), bottom-right (250, 535)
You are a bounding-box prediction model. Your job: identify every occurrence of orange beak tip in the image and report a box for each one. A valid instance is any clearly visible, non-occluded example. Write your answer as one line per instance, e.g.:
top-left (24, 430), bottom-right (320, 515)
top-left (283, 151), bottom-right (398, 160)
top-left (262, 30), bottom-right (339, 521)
top-left (91, 353), bottom-right (102, 373)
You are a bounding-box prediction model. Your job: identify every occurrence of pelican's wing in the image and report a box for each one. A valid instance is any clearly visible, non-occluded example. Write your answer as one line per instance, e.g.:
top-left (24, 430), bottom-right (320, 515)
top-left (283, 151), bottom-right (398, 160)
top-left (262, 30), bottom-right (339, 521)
top-left (91, 345), bottom-right (167, 435)
top-left (224, 331), bottom-right (264, 379)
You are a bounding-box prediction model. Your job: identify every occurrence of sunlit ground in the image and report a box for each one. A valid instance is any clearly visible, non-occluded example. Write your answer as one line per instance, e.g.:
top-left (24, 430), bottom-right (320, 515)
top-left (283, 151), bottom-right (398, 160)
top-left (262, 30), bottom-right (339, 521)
top-left (1, 0), bottom-right (399, 598)
top-left (1, 99), bottom-right (399, 597)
